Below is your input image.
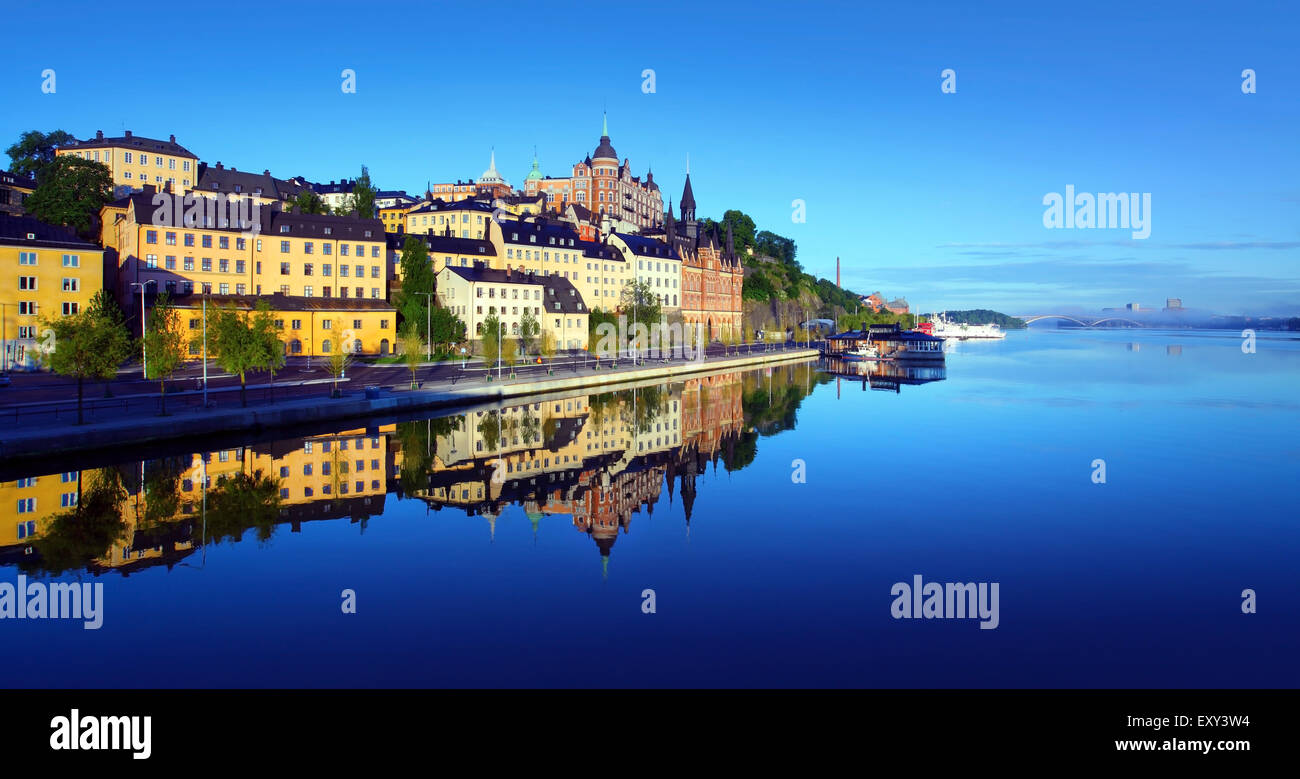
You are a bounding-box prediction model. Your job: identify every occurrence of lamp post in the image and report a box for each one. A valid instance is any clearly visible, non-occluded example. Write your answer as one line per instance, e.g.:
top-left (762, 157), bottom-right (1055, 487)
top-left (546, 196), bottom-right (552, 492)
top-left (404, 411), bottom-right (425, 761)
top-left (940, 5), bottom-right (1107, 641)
top-left (202, 294), bottom-right (208, 407)
top-left (130, 280), bottom-right (156, 379)
top-left (1, 301), bottom-right (7, 374)
top-left (415, 292), bottom-right (434, 361)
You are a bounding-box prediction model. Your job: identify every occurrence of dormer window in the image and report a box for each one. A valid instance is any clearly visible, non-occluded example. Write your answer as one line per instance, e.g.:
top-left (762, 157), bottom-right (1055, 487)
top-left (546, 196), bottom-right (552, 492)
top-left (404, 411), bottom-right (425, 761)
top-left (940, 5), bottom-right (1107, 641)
top-left (324, 227), bottom-right (332, 235)
top-left (280, 225), bottom-right (290, 233)
top-left (234, 185), bottom-right (242, 193)
top-left (364, 230), bottom-right (372, 238)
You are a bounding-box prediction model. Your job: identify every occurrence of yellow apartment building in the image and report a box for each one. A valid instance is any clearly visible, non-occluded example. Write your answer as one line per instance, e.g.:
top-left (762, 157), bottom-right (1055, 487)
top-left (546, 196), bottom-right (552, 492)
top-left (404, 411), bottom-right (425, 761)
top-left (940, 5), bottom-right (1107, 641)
top-left (171, 293), bottom-right (398, 357)
top-left (56, 130), bottom-right (198, 197)
top-left (405, 198), bottom-right (497, 239)
top-left (1, 214), bottom-right (104, 370)
top-left (379, 203), bottom-right (415, 233)
top-left (102, 189), bottom-right (388, 306)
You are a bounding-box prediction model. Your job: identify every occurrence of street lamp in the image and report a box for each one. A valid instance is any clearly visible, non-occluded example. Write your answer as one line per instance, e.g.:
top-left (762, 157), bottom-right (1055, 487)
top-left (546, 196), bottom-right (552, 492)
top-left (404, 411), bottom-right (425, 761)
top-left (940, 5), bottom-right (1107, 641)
top-left (130, 280), bottom-right (156, 379)
top-left (201, 293), bottom-right (208, 407)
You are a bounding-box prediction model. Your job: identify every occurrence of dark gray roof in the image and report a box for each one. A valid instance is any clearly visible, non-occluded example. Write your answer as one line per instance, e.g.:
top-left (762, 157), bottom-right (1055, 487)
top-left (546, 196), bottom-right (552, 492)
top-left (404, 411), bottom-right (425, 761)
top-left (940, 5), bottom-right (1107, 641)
top-left (0, 170), bottom-right (37, 189)
top-left (0, 213), bottom-right (100, 249)
top-left (63, 130), bottom-right (197, 158)
top-left (388, 230), bottom-right (496, 257)
top-left (443, 264), bottom-right (589, 313)
top-left (613, 232), bottom-right (678, 259)
top-left (195, 163), bottom-right (311, 201)
top-left (122, 189), bottom-right (383, 238)
top-left (592, 135), bottom-right (617, 161)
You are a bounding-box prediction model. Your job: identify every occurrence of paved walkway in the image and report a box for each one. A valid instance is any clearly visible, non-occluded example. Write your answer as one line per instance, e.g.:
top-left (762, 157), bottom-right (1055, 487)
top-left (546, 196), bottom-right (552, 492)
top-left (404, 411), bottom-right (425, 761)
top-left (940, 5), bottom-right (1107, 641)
top-left (0, 345), bottom-right (821, 461)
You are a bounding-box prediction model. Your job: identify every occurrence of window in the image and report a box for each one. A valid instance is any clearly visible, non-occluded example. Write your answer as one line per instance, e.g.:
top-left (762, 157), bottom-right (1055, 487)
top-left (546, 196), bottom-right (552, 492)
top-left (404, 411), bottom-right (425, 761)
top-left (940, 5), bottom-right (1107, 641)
top-left (219, 283), bottom-right (229, 294)
top-left (165, 256), bottom-right (176, 270)
top-left (304, 263), bottom-right (313, 276)
top-left (62, 278), bottom-right (80, 292)
top-left (201, 258), bottom-right (212, 272)
top-left (219, 236), bottom-right (229, 249)
top-left (184, 233), bottom-right (195, 247)
top-left (236, 260), bottom-right (245, 274)
top-left (322, 320), bottom-right (332, 330)
top-left (280, 240), bottom-right (290, 253)
top-left (281, 262), bottom-right (291, 275)
top-left (303, 286), bottom-right (313, 297)
top-left (219, 259), bottom-right (229, 273)
top-left (304, 242), bottom-right (313, 254)
top-left (291, 319), bottom-right (302, 330)
top-left (202, 235), bottom-right (212, 248)
top-left (353, 319), bottom-right (362, 329)
top-left (62, 302), bottom-right (79, 316)
top-left (19, 251), bottom-right (36, 265)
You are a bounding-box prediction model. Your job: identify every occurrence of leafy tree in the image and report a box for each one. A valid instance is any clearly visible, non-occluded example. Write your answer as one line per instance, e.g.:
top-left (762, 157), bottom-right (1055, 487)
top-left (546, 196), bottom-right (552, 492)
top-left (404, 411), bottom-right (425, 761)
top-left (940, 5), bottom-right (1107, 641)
top-left (501, 336), bottom-right (518, 375)
top-left (41, 308), bottom-right (132, 424)
top-left (250, 303), bottom-right (285, 402)
top-left (539, 329), bottom-right (557, 370)
top-left (200, 302), bottom-right (268, 407)
top-left (325, 336), bottom-right (352, 397)
top-left (25, 156), bottom-right (114, 239)
top-left (518, 309), bottom-right (539, 358)
top-left (620, 278), bottom-right (661, 332)
top-left (395, 236), bottom-right (434, 336)
top-left (429, 305), bottom-right (466, 356)
top-left (721, 209), bottom-right (757, 253)
top-left (400, 324), bottom-right (423, 389)
top-left (341, 165), bottom-right (377, 219)
top-left (143, 292), bottom-right (186, 415)
top-left (85, 288), bottom-right (132, 396)
top-left (290, 189), bottom-right (328, 214)
top-left (480, 313), bottom-right (501, 371)
top-left (5, 129), bottom-right (75, 180)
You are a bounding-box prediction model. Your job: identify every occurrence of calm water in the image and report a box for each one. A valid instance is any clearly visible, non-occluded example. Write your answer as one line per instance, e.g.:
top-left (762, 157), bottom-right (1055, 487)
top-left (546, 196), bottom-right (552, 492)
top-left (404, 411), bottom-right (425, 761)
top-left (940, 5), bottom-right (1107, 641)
top-left (2, 328), bottom-right (1297, 687)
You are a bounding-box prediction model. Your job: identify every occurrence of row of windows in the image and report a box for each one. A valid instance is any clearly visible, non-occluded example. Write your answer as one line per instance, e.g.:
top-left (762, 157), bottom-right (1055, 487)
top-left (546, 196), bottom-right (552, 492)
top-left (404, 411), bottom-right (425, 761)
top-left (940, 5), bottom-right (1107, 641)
top-left (280, 263), bottom-right (381, 278)
top-left (70, 150), bottom-right (190, 171)
top-left (11, 301), bottom-right (79, 316)
top-left (280, 241), bottom-right (380, 257)
top-left (16, 253), bottom-right (80, 267)
top-left (278, 459), bottom-right (379, 478)
top-left (278, 481), bottom-right (380, 499)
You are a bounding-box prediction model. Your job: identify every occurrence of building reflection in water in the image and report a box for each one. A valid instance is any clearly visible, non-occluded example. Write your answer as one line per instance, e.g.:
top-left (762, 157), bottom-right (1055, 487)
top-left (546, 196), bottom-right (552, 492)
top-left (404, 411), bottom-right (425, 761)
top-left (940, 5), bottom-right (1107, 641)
top-left (0, 362), bottom-right (840, 576)
top-left (820, 355), bottom-right (947, 394)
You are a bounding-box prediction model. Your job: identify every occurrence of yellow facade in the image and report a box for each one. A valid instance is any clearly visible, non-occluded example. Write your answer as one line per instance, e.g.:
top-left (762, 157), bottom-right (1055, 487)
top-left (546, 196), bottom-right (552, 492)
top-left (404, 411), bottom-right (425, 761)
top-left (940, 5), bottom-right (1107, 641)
top-left (405, 200), bottom-right (496, 239)
top-left (57, 131), bottom-right (198, 196)
top-left (103, 192), bottom-right (388, 305)
top-left (379, 204), bottom-right (414, 233)
top-left (171, 295), bottom-right (397, 357)
top-left (1, 218), bottom-right (104, 369)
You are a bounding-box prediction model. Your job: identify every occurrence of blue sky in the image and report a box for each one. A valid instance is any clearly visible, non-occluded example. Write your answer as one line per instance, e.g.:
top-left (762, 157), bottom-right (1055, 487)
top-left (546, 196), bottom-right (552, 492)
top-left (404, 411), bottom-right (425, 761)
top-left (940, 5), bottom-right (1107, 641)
top-left (3, 0), bottom-right (1297, 314)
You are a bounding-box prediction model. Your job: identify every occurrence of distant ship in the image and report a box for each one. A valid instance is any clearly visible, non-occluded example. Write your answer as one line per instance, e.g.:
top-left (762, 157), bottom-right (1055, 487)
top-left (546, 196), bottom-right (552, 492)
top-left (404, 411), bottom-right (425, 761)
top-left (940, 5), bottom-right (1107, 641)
top-left (923, 313), bottom-right (1006, 340)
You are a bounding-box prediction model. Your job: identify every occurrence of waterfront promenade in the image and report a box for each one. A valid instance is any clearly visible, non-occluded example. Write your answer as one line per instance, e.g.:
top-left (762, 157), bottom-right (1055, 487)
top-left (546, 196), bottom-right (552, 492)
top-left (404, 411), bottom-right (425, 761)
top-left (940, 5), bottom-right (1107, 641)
top-left (0, 342), bottom-right (819, 462)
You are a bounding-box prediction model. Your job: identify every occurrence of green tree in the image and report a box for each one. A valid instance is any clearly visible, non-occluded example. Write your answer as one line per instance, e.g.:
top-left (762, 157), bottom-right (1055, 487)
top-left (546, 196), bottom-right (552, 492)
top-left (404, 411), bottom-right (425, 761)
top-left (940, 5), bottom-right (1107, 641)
top-left (25, 156), bottom-right (114, 239)
top-left (5, 129), bottom-right (75, 180)
top-left (395, 236), bottom-right (434, 336)
top-left (518, 309), bottom-right (539, 358)
top-left (85, 288), bottom-right (132, 396)
top-left (400, 324), bottom-right (423, 389)
top-left (721, 209), bottom-right (757, 253)
top-left (620, 278), bottom-right (662, 333)
top-left (41, 308), bottom-right (132, 424)
top-left (341, 165), bottom-right (377, 219)
top-left (143, 292), bottom-right (186, 415)
top-left (539, 329), bottom-right (557, 371)
top-left (325, 333), bottom-right (352, 397)
top-left (290, 189), bottom-right (328, 214)
top-left (201, 302), bottom-right (269, 407)
top-left (429, 305), bottom-right (465, 356)
top-left (501, 336), bottom-right (518, 376)
top-left (251, 302), bottom-right (285, 402)
top-left (480, 313), bottom-right (501, 372)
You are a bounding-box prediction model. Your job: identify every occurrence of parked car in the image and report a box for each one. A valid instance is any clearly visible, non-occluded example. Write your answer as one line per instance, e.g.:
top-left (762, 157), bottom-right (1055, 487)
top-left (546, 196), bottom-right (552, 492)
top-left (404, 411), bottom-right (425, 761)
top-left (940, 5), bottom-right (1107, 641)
top-left (0, 374), bottom-right (11, 388)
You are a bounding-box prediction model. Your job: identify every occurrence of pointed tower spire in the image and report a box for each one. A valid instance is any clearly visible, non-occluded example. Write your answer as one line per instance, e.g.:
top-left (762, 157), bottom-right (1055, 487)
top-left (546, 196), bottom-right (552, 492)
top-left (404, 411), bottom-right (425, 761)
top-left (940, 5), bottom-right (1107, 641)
top-left (602, 111), bottom-right (608, 137)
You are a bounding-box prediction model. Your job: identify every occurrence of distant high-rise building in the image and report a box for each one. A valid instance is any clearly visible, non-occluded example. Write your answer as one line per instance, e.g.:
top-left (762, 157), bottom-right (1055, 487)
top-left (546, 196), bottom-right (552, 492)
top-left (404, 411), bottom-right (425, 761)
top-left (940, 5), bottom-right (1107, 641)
top-left (1126, 302), bottom-right (1141, 312)
top-left (1165, 298), bottom-right (1183, 310)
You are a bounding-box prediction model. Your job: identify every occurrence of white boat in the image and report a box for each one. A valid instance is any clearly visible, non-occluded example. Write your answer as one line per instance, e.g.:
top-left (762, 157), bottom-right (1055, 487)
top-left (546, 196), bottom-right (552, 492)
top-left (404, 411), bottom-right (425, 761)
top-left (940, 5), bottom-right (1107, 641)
top-left (841, 345), bottom-right (885, 361)
top-left (927, 312), bottom-right (1006, 340)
